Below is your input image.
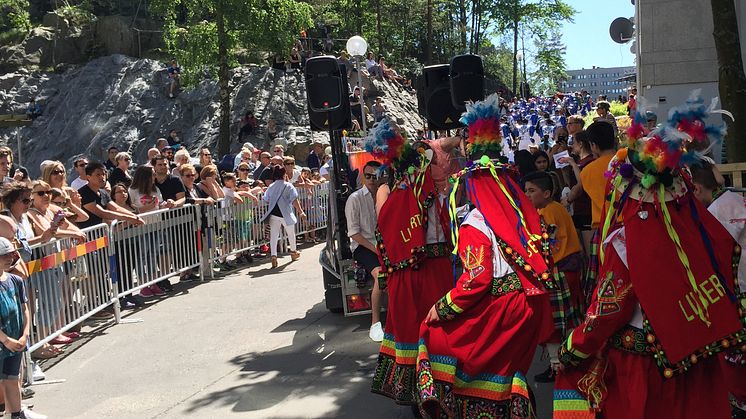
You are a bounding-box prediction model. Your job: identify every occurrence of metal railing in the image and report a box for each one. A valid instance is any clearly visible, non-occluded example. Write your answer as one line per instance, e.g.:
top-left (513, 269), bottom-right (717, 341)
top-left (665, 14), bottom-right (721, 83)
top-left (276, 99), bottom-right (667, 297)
top-left (21, 182), bottom-right (329, 381)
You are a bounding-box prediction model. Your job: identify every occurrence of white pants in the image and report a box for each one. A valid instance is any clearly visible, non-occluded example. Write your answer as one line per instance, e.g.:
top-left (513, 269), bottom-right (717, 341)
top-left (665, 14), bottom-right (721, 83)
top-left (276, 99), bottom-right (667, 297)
top-left (269, 215), bottom-right (297, 257)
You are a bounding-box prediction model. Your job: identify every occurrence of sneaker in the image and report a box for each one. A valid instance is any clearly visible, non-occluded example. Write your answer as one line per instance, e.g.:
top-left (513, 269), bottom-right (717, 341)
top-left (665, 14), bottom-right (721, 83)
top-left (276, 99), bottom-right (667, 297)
top-left (21, 386), bottom-right (35, 399)
top-left (369, 322), bottom-right (384, 342)
top-left (20, 407), bottom-right (48, 419)
top-left (260, 244), bottom-right (270, 253)
top-left (139, 286), bottom-right (154, 298)
top-left (157, 280), bottom-right (174, 292)
top-left (169, 93), bottom-right (174, 98)
top-left (533, 366), bottom-right (556, 383)
top-left (149, 285), bottom-right (166, 296)
top-left (32, 362), bottom-right (45, 382)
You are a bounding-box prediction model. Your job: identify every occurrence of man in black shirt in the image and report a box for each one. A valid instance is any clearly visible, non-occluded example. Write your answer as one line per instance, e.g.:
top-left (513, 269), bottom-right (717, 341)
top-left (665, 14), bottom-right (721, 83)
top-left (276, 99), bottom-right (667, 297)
top-left (152, 155), bottom-right (185, 205)
top-left (253, 152), bottom-right (271, 180)
top-left (77, 162), bottom-right (142, 229)
top-left (104, 147), bottom-right (118, 172)
top-left (259, 155), bottom-right (283, 186)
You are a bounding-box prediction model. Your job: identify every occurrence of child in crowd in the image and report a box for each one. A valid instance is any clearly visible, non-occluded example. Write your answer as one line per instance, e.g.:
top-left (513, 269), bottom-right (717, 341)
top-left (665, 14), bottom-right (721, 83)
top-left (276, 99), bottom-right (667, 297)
top-left (0, 237), bottom-right (33, 419)
top-left (523, 171), bottom-right (584, 383)
top-left (221, 172), bottom-right (256, 265)
top-left (689, 162), bottom-right (746, 417)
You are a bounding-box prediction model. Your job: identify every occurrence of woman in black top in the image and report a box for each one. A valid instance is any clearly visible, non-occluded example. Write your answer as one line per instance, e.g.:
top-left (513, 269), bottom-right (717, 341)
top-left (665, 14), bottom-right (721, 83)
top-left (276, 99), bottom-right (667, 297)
top-left (108, 152), bottom-right (132, 189)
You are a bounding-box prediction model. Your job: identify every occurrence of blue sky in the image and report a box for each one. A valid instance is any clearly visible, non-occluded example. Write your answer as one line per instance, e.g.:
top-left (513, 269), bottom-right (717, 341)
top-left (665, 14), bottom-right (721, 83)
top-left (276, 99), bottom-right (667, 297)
top-left (560, 0), bottom-right (636, 69)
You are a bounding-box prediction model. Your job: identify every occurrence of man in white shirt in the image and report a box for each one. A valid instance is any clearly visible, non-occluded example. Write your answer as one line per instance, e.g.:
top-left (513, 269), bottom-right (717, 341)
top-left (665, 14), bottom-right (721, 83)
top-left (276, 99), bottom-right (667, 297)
top-left (345, 160), bottom-right (384, 341)
top-left (70, 157), bottom-right (89, 190)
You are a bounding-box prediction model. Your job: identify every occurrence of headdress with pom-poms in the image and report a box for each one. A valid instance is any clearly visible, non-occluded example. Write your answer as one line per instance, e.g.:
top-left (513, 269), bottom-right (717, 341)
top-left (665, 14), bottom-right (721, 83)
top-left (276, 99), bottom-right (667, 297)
top-left (459, 93), bottom-right (505, 159)
top-left (599, 92), bottom-right (736, 325)
top-left (363, 117), bottom-right (427, 178)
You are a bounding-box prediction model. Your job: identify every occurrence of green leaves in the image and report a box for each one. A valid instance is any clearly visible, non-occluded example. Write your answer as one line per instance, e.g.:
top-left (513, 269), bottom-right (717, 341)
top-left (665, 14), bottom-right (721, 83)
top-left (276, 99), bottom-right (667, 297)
top-left (0, 0), bottom-right (31, 33)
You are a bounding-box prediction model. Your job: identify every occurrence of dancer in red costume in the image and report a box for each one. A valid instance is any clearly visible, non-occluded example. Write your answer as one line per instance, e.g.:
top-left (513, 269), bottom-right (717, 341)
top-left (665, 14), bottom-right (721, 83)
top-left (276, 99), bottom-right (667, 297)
top-left (369, 118), bottom-right (454, 405)
top-left (415, 94), bottom-right (556, 419)
top-left (553, 94), bottom-right (746, 419)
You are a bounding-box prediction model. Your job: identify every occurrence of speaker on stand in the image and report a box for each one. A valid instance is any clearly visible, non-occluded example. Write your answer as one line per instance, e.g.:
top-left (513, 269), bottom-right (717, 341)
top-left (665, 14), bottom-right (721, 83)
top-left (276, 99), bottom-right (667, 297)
top-left (422, 64), bottom-right (464, 132)
top-left (304, 56), bottom-right (352, 258)
top-left (450, 54), bottom-right (485, 110)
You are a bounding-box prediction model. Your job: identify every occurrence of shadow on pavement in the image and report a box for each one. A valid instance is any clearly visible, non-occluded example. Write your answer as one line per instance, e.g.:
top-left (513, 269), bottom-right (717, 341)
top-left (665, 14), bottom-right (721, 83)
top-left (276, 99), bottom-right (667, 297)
top-left (184, 301), bottom-right (413, 418)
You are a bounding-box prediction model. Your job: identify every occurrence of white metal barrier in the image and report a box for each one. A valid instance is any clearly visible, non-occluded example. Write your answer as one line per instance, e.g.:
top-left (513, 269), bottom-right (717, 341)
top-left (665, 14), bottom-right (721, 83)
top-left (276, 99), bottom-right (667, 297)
top-left (110, 204), bottom-right (201, 302)
top-left (21, 182), bottom-right (330, 383)
top-left (26, 224), bottom-right (113, 354)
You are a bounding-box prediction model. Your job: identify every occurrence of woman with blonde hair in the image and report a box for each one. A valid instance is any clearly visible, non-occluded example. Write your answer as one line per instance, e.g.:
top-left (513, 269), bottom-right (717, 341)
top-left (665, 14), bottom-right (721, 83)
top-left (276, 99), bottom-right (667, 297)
top-left (41, 161), bottom-right (87, 225)
top-left (197, 165), bottom-right (225, 201)
top-left (108, 152), bottom-right (132, 188)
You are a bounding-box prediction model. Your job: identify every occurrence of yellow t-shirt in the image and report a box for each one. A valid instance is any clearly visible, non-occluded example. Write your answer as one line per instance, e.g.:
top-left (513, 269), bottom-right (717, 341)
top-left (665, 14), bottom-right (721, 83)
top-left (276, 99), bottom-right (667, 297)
top-left (539, 201), bottom-right (582, 263)
top-left (580, 154), bottom-right (614, 228)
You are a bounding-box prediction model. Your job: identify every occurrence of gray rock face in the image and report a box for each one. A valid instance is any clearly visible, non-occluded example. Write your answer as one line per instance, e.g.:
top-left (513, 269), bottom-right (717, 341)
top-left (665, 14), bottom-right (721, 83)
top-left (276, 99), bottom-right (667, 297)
top-left (0, 55), bottom-right (423, 176)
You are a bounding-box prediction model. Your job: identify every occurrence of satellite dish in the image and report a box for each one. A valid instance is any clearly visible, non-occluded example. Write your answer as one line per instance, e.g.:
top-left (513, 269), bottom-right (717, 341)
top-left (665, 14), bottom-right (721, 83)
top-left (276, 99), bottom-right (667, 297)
top-left (610, 17), bottom-right (634, 44)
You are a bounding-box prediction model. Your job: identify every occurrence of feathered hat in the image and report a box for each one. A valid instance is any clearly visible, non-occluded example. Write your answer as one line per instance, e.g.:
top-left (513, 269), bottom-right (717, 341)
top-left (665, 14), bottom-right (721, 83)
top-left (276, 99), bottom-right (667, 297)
top-left (446, 94), bottom-right (555, 292)
top-left (364, 117), bottom-right (429, 177)
top-left (459, 93), bottom-right (506, 160)
top-left (598, 92), bottom-right (743, 379)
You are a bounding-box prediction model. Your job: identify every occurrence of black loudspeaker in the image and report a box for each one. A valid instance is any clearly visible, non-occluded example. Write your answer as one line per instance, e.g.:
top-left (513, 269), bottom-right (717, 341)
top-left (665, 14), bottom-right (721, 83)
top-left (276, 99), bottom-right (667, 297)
top-left (423, 64), bottom-right (464, 131)
top-left (450, 54), bottom-right (484, 110)
top-left (415, 75), bottom-right (426, 117)
top-left (305, 56), bottom-right (344, 112)
top-left (307, 61), bottom-right (352, 132)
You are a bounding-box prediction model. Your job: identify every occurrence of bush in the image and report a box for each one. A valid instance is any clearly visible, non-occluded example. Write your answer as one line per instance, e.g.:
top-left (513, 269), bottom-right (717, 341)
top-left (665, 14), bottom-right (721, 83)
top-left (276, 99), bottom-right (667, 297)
top-left (0, 0), bottom-right (31, 33)
top-left (55, 3), bottom-right (96, 27)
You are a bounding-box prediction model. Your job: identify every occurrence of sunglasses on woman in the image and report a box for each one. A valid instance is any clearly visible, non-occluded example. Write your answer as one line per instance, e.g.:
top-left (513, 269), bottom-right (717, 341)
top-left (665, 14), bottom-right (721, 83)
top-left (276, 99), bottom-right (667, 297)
top-left (51, 170), bottom-right (64, 175)
top-left (35, 190), bottom-right (50, 196)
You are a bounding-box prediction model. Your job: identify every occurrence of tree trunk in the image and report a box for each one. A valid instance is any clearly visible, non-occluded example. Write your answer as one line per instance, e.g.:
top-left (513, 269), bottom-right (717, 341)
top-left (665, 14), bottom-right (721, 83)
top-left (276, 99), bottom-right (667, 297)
top-left (376, 0), bottom-right (383, 53)
top-left (512, 19), bottom-right (518, 96)
top-left (427, 0), bottom-right (433, 64)
top-left (457, 0), bottom-right (467, 52)
top-left (216, 0), bottom-right (231, 157)
top-left (711, 0), bottom-right (746, 163)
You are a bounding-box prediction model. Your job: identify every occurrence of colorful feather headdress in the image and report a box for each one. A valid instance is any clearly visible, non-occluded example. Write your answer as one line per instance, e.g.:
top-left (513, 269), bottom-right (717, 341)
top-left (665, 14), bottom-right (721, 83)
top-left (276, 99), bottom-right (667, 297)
top-left (617, 90), bottom-right (731, 190)
top-left (601, 91), bottom-right (733, 280)
top-left (364, 117), bottom-right (426, 176)
top-left (459, 93), bottom-right (505, 159)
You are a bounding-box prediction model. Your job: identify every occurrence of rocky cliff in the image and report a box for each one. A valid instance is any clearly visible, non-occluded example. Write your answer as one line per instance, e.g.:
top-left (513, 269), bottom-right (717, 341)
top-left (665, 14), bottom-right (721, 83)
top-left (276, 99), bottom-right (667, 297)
top-left (0, 54), bottom-right (424, 176)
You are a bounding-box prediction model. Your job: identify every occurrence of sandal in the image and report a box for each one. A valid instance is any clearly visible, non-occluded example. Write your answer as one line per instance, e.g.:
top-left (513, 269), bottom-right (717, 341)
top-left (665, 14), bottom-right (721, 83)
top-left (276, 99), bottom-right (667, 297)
top-left (31, 346), bottom-right (58, 360)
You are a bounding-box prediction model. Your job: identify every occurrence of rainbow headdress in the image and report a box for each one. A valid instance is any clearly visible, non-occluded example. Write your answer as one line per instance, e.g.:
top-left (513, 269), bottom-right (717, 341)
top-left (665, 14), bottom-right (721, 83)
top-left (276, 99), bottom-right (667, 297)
top-left (364, 117), bottom-right (426, 177)
top-left (459, 93), bottom-right (505, 158)
top-left (600, 91), bottom-right (735, 326)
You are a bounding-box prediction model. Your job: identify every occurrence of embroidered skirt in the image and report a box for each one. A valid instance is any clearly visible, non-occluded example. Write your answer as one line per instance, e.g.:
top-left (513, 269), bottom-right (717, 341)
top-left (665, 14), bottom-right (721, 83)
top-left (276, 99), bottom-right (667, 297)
top-left (371, 255), bottom-right (453, 405)
top-left (415, 290), bottom-right (552, 418)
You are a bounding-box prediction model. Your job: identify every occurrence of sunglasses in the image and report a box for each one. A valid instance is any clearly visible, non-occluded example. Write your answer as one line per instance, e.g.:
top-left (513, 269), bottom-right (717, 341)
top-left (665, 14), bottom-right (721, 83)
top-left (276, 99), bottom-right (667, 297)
top-left (183, 173), bottom-right (196, 178)
top-left (202, 153), bottom-right (212, 157)
top-left (274, 150), bottom-right (283, 153)
top-left (51, 170), bottom-right (64, 175)
top-left (35, 191), bottom-right (51, 196)
top-left (123, 158), bottom-right (131, 161)
top-left (364, 173), bottom-right (378, 180)
top-left (20, 198), bottom-right (31, 205)
top-left (52, 200), bottom-right (67, 206)
top-left (238, 168), bottom-right (249, 172)
top-left (284, 162), bottom-right (295, 166)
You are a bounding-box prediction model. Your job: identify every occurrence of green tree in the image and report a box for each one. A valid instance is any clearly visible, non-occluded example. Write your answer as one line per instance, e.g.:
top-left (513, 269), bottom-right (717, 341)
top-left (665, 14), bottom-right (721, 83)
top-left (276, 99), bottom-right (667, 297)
top-left (529, 28), bottom-right (567, 96)
top-left (0, 0), bottom-right (31, 33)
top-left (490, 0), bottom-right (574, 96)
top-left (711, 0), bottom-right (746, 162)
top-left (150, 0), bottom-right (312, 156)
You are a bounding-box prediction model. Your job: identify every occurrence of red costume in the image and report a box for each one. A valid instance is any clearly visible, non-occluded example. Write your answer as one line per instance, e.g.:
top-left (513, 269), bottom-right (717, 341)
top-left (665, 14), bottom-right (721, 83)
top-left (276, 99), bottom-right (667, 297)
top-left (370, 125), bottom-right (454, 405)
top-left (416, 169), bottom-right (556, 418)
top-left (554, 96), bottom-right (746, 418)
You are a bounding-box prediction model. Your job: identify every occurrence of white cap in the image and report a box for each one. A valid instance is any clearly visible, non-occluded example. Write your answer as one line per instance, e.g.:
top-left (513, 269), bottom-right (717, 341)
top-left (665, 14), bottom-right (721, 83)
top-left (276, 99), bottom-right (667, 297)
top-left (0, 237), bottom-right (17, 256)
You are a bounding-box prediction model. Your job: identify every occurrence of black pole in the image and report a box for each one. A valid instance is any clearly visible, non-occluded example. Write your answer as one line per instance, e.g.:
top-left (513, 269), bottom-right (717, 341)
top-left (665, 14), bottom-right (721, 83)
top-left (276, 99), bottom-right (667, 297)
top-left (328, 112), bottom-right (352, 259)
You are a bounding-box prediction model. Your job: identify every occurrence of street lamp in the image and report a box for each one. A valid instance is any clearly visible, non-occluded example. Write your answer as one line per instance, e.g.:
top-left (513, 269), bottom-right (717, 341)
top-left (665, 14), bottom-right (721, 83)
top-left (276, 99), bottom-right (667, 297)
top-left (346, 35), bottom-right (368, 132)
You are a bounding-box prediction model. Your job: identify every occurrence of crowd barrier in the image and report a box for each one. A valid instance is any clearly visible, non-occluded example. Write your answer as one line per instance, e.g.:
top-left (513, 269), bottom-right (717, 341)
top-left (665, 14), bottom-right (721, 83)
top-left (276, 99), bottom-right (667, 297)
top-left (21, 182), bottom-right (330, 383)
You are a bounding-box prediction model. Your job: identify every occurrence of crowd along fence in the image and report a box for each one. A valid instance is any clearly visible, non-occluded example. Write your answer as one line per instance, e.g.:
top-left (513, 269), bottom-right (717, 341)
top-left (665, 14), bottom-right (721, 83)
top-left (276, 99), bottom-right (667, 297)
top-left (22, 182), bottom-right (329, 383)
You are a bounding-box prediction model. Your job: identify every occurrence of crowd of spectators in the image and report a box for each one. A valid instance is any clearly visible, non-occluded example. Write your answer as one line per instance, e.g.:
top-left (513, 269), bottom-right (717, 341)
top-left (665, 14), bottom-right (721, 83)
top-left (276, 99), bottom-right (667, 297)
top-left (0, 131), bottom-right (330, 413)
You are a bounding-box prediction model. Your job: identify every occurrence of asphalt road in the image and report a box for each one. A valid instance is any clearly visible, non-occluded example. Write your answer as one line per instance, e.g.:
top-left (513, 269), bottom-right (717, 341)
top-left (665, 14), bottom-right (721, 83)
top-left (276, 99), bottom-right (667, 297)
top-left (30, 243), bottom-right (553, 418)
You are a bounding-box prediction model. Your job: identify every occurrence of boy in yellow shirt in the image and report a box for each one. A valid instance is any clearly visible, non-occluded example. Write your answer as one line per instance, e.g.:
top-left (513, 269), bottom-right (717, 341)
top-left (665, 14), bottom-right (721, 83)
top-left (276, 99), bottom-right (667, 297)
top-left (524, 171), bottom-right (584, 383)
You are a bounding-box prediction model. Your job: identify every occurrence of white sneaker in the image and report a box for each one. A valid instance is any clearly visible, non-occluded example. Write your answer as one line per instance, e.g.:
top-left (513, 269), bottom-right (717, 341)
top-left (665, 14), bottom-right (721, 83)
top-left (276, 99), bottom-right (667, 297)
top-left (21, 408), bottom-right (48, 419)
top-left (169, 93), bottom-right (174, 98)
top-left (369, 322), bottom-right (384, 342)
top-left (32, 362), bottom-right (45, 381)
